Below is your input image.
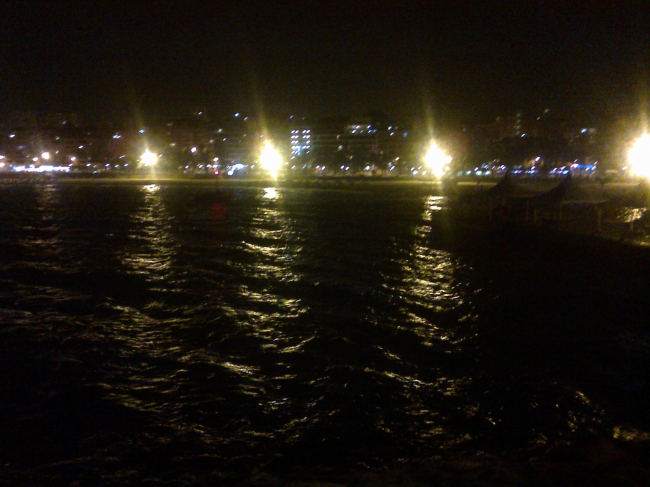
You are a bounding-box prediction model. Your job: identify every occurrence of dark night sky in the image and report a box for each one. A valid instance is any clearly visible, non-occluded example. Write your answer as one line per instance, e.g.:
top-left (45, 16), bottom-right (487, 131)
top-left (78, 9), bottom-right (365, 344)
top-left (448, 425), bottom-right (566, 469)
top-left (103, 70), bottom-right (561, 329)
top-left (1, 1), bottom-right (649, 126)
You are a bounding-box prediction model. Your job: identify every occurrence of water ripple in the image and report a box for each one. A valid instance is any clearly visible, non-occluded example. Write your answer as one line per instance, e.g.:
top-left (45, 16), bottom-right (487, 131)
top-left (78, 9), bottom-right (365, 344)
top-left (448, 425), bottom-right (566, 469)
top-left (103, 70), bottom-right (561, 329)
top-left (1, 183), bottom-right (648, 484)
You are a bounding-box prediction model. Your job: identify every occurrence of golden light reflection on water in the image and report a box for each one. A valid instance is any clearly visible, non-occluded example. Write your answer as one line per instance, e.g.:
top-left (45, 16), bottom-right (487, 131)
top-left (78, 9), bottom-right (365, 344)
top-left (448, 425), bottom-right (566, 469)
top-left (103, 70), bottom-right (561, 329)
top-left (263, 187), bottom-right (278, 199)
top-left (415, 195), bottom-right (450, 238)
top-left (244, 188), bottom-right (303, 282)
top-left (34, 183), bottom-right (61, 210)
top-left (104, 305), bottom-right (185, 415)
top-left (235, 188), bottom-right (308, 352)
top-left (21, 184), bottom-right (65, 268)
top-left (221, 361), bottom-right (261, 376)
top-left (119, 184), bottom-right (177, 280)
top-left (390, 194), bottom-right (472, 345)
top-left (32, 184), bottom-right (62, 233)
top-left (423, 195), bottom-right (447, 215)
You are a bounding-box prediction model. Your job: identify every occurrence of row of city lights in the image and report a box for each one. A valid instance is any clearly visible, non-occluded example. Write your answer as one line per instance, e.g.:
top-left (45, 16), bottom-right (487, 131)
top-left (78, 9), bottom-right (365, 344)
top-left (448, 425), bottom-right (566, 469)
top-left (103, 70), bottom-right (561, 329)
top-left (256, 135), bottom-right (650, 180)
top-left (4, 134), bottom-right (649, 180)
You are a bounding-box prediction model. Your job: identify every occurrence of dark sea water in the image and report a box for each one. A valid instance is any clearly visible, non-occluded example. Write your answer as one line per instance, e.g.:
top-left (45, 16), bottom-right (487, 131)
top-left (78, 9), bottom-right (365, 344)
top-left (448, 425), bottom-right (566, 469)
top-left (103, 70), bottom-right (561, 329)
top-left (2, 182), bottom-right (650, 485)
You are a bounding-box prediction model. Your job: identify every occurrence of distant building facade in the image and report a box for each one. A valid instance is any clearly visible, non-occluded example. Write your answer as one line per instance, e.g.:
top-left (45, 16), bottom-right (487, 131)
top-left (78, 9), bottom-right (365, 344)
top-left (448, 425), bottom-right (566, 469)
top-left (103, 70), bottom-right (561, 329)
top-left (288, 115), bottom-right (412, 173)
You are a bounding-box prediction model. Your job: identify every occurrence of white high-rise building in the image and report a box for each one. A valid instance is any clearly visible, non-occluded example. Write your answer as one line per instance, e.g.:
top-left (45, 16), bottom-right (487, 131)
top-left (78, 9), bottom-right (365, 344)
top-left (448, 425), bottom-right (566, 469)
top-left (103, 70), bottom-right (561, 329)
top-left (290, 128), bottom-right (311, 157)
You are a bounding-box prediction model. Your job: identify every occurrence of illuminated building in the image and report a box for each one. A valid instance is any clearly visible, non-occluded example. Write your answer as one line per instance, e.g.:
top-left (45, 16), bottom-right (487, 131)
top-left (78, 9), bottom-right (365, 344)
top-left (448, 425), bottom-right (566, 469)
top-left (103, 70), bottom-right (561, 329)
top-left (290, 128), bottom-right (311, 157)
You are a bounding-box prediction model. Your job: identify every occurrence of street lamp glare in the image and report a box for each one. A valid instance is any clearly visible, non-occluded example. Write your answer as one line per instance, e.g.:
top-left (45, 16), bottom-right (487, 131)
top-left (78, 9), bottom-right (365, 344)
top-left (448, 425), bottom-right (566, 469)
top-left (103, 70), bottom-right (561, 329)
top-left (141, 149), bottom-right (158, 167)
top-left (424, 140), bottom-right (452, 179)
top-left (260, 141), bottom-right (282, 179)
top-left (629, 133), bottom-right (650, 179)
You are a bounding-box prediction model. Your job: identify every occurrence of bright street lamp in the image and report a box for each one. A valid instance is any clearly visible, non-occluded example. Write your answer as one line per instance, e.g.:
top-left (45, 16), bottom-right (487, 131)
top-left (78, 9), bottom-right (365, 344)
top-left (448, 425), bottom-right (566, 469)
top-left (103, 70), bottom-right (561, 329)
top-left (259, 141), bottom-right (283, 179)
top-left (424, 140), bottom-right (452, 179)
top-left (140, 149), bottom-right (158, 167)
top-left (629, 133), bottom-right (650, 179)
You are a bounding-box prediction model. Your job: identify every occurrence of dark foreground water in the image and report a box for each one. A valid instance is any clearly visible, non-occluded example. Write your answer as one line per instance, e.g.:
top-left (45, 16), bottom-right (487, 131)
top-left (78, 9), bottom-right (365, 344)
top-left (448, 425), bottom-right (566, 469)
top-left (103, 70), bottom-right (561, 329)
top-left (1, 182), bottom-right (650, 485)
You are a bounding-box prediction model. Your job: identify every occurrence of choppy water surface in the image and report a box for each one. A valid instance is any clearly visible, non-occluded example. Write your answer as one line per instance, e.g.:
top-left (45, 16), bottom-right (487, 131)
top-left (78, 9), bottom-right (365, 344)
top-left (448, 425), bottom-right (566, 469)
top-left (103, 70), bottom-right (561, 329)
top-left (1, 182), bottom-right (650, 485)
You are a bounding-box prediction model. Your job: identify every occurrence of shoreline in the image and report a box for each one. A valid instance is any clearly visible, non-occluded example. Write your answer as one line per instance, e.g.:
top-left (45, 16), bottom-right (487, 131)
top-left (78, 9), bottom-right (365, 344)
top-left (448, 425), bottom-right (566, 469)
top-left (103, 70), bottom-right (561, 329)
top-left (2, 174), bottom-right (648, 248)
top-left (0, 174), bottom-right (444, 188)
top-left (0, 173), bottom-right (641, 191)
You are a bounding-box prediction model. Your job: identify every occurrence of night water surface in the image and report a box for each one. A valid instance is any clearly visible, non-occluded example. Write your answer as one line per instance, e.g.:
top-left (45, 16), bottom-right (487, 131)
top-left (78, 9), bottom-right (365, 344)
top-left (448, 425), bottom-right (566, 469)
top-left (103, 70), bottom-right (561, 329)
top-left (2, 182), bottom-right (650, 485)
